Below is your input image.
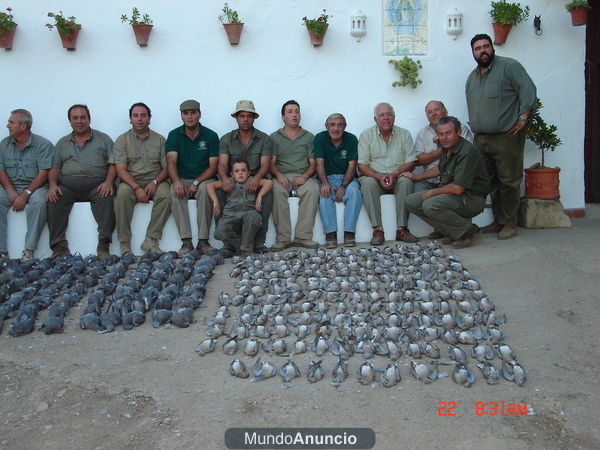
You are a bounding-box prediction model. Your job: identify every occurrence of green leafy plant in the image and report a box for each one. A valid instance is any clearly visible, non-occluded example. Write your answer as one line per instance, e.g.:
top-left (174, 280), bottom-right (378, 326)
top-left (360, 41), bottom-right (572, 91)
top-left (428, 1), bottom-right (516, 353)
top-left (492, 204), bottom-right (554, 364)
top-left (121, 7), bottom-right (152, 26)
top-left (0, 7), bottom-right (16, 33)
top-left (46, 11), bottom-right (81, 36)
top-left (526, 101), bottom-right (561, 167)
top-left (218, 3), bottom-right (241, 24)
top-left (565, 0), bottom-right (590, 11)
top-left (489, 1), bottom-right (530, 25)
top-left (389, 57), bottom-right (423, 89)
top-left (303, 9), bottom-right (329, 36)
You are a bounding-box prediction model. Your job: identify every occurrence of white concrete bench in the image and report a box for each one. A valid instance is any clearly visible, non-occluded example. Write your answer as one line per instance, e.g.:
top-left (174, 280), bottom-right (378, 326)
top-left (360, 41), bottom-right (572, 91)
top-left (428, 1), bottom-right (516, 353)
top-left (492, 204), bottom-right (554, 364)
top-left (5, 196), bottom-right (492, 258)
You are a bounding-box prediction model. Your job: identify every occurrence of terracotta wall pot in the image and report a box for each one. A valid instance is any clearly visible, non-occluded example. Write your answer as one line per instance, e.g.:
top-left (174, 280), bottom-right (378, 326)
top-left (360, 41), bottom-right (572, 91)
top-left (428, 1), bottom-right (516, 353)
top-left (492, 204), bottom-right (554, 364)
top-left (524, 167), bottom-right (561, 200)
top-left (492, 22), bottom-right (512, 45)
top-left (569, 7), bottom-right (588, 26)
top-left (132, 24), bottom-right (153, 46)
top-left (0, 25), bottom-right (17, 50)
top-left (59, 28), bottom-right (80, 51)
top-left (307, 24), bottom-right (328, 47)
top-left (223, 23), bottom-right (243, 45)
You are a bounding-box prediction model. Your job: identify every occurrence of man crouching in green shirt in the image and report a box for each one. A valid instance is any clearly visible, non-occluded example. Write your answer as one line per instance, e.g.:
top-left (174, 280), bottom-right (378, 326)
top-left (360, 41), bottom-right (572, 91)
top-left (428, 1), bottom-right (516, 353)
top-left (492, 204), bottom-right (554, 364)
top-left (403, 117), bottom-right (490, 248)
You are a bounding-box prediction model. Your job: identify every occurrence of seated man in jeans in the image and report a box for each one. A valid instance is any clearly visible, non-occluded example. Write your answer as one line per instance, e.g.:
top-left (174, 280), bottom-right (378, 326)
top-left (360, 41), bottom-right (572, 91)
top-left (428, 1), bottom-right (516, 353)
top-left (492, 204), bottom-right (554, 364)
top-left (315, 113), bottom-right (362, 248)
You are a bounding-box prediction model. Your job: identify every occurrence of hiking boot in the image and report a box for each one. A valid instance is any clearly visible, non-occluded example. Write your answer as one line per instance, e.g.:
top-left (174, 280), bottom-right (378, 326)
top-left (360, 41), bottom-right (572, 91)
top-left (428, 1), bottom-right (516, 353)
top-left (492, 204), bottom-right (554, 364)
top-left (120, 241), bottom-right (132, 255)
top-left (253, 244), bottom-right (270, 254)
top-left (51, 247), bottom-right (71, 259)
top-left (271, 241), bottom-right (292, 251)
top-left (396, 227), bottom-right (418, 243)
top-left (293, 238), bottom-right (319, 248)
top-left (343, 231), bottom-right (356, 247)
top-left (427, 230), bottom-right (446, 239)
top-left (141, 237), bottom-right (164, 254)
top-left (178, 242), bottom-right (194, 256)
top-left (440, 236), bottom-right (454, 245)
top-left (0, 250), bottom-right (8, 262)
top-left (452, 224), bottom-right (480, 249)
top-left (239, 250), bottom-right (254, 258)
top-left (497, 224), bottom-right (518, 240)
top-left (481, 222), bottom-right (502, 234)
top-left (370, 229), bottom-right (384, 246)
top-left (325, 232), bottom-right (337, 249)
top-left (21, 249), bottom-right (34, 262)
top-left (196, 239), bottom-right (215, 253)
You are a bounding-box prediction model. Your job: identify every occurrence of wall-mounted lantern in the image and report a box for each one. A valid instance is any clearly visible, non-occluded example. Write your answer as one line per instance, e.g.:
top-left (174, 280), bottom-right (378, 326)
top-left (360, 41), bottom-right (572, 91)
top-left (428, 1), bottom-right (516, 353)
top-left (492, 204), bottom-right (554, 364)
top-left (350, 10), bottom-right (367, 42)
top-left (446, 8), bottom-right (463, 40)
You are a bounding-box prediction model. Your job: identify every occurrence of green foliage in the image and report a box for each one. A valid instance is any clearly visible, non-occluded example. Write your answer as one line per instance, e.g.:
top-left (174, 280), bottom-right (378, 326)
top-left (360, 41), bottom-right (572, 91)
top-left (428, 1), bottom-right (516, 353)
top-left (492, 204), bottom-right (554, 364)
top-left (46, 11), bottom-right (81, 37)
top-left (389, 57), bottom-right (423, 89)
top-left (219, 3), bottom-right (241, 24)
top-left (526, 101), bottom-right (562, 167)
top-left (121, 7), bottom-right (152, 26)
top-left (303, 9), bottom-right (329, 36)
top-left (490, 1), bottom-right (530, 25)
top-left (0, 7), bottom-right (16, 32)
top-left (565, 0), bottom-right (590, 11)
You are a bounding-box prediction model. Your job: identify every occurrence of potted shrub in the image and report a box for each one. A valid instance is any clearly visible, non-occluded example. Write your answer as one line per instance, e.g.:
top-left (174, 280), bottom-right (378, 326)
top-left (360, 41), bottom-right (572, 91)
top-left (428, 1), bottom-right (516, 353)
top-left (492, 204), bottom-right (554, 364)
top-left (524, 101), bottom-right (562, 199)
top-left (389, 57), bottom-right (423, 89)
top-left (565, 0), bottom-right (590, 26)
top-left (121, 7), bottom-right (153, 46)
top-left (303, 9), bottom-right (330, 47)
top-left (219, 3), bottom-right (243, 45)
top-left (489, 0), bottom-right (530, 44)
top-left (0, 7), bottom-right (16, 50)
top-left (46, 11), bottom-right (81, 51)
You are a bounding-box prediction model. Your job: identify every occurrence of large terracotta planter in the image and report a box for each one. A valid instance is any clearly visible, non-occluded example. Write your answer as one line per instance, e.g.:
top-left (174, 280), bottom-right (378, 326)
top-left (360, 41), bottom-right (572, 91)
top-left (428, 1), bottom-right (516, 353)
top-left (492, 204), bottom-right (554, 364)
top-left (223, 23), bottom-right (243, 45)
top-left (568, 7), bottom-right (588, 26)
top-left (58, 27), bottom-right (80, 51)
top-left (307, 24), bottom-right (328, 47)
top-left (492, 22), bottom-right (512, 45)
top-left (524, 167), bottom-right (560, 200)
top-left (0, 24), bottom-right (16, 50)
top-left (132, 24), bottom-right (153, 46)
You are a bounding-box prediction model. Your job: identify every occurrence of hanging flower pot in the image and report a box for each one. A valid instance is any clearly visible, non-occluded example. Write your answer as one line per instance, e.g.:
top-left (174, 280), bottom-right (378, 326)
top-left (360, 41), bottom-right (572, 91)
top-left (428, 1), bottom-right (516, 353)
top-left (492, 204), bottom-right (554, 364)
top-left (0, 24), bottom-right (16, 50)
top-left (492, 22), bottom-right (512, 44)
top-left (303, 10), bottom-right (330, 47)
top-left (46, 11), bottom-right (81, 51)
top-left (223, 22), bottom-right (243, 45)
top-left (524, 168), bottom-right (560, 200)
top-left (58, 28), bottom-right (80, 51)
top-left (568, 7), bottom-right (589, 26)
top-left (132, 24), bottom-right (153, 46)
top-left (307, 24), bottom-right (328, 47)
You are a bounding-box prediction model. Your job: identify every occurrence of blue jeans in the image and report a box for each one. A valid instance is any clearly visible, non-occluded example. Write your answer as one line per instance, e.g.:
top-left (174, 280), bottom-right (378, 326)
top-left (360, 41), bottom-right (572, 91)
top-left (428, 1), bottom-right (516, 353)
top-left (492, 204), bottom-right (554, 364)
top-left (318, 175), bottom-right (362, 234)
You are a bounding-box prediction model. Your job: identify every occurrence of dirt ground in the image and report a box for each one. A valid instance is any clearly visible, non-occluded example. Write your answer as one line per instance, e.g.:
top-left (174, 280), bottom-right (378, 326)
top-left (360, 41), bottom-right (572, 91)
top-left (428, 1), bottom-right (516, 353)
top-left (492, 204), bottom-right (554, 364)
top-left (1, 209), bottom-right (599, 450)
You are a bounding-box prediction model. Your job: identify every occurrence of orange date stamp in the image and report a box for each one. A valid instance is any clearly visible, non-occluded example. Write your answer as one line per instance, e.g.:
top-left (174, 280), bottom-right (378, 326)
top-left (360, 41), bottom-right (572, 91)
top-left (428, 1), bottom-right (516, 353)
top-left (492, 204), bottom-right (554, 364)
top-left (437, 401), bottom-right (530, 417)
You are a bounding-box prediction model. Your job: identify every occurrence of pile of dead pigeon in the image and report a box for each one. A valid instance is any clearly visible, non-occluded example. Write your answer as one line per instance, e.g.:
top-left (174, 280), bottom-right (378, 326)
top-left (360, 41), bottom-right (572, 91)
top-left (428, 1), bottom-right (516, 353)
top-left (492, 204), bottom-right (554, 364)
top-left (197, 243), bottom-right (527, 387)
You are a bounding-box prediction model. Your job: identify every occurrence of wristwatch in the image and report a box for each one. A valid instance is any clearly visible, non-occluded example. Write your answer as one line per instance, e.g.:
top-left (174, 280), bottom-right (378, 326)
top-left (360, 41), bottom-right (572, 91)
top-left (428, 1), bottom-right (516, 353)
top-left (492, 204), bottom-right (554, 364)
top-left (341, 183), bottom-right (349, 190)
top-left (152, 180), bottom-right (159, 186)
top-left (24, 189), bottom-right (33, 196)
top-left (192, 180), bottom-right (200, 186)
top-left (518, 113), bottom-right (528, 122)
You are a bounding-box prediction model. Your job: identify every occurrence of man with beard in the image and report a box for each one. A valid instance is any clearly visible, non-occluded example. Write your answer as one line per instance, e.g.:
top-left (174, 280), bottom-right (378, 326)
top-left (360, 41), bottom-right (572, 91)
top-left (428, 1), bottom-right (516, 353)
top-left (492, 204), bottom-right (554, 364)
top-left (466, 33), bottom-right (537, 240)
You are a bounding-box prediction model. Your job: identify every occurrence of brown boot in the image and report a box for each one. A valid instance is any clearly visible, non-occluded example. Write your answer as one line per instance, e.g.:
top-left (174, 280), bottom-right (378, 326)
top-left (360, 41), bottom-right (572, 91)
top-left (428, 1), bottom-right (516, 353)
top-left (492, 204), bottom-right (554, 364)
top-left (370, 229), bottom-right (384, 246)
top-left (481, 222), bottom-right (502, 234)
top-left (343, 231), bottom-right (356, 247)
top-left (497, 224), bottom-right (518, 240)
top-left (325, 232), bottom-right (337, 249)
top-left (396, 227), bottom-right (418, 243)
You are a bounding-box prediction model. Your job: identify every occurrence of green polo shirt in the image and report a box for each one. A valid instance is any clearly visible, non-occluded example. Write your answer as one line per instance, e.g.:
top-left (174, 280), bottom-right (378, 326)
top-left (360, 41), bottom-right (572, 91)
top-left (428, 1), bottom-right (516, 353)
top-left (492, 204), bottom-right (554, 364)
top-left (0, 133), bottom-right (54, 185)
top-left (219, 128), bottom-right (273, 175)
top-left (53, 129), bottom-right (114, 179)
top-left (165, 125), bottom-right (219, 179)
top-left (357, 125), bottom-right (415, 173)
top-left (466, 55), bottom-right (537, 134)
top-left (270, 128), bottom-right (314, 174)
top-left (110, 129), bottom-right (166, 182)
top-left (314, 130), bottom-right (358, 175)
top-left (439, 138), bottom-right (490, 196)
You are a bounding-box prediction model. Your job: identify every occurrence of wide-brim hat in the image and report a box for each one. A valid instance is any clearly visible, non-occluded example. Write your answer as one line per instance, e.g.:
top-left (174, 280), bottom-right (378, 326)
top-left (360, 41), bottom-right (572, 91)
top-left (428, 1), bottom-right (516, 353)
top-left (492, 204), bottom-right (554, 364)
top-left (231, 100), bottom-right (259, 118)
top-left (180, 99), bottom-right (200, 111)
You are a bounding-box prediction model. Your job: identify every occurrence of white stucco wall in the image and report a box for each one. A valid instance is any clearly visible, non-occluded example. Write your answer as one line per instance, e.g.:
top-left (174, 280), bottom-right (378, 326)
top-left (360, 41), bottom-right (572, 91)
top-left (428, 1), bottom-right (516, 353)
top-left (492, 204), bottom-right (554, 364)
top-left (1, 0), bottom-right (586, 209)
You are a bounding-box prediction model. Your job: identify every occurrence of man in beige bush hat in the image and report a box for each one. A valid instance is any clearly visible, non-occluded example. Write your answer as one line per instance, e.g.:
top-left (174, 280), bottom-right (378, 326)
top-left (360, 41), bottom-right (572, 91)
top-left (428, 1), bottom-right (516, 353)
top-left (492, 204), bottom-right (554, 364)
top-left (218, 100), bottom-right (273, 253)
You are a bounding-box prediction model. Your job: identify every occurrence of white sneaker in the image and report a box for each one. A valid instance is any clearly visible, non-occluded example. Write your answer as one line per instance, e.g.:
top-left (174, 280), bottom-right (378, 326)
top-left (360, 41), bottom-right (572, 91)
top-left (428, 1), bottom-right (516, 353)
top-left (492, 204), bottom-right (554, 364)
top-left (21, 249), bottom-right (34, 262)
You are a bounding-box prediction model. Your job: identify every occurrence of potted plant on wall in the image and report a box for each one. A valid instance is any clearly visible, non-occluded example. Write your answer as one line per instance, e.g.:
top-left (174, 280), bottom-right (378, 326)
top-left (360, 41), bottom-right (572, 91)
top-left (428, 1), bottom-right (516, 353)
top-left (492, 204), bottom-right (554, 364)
top-left (121, 7), bottom-right (153, 46)
top-left (46, 11), bottom-right (81, 51)
top-left (219, 3), bottom-right (243, 45)
top-left (303, 9), bottom-right (329, 47)
top-left (389, 57), bottom-right (423, 89)
top-left (524, 102), bottom-right (562, 199)
top-left (0, 7), bottom-right (16, 50)
top-left (565, 0), bottom-right (590, 26)
top-left (489, 0), bottom-right (530, 44)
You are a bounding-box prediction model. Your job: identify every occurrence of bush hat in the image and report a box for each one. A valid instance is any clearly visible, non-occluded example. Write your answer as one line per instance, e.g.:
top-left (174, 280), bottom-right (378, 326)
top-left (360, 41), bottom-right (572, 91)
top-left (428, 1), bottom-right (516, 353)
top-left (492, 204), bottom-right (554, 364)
top-left (231, 100), bottom-right (259, 118)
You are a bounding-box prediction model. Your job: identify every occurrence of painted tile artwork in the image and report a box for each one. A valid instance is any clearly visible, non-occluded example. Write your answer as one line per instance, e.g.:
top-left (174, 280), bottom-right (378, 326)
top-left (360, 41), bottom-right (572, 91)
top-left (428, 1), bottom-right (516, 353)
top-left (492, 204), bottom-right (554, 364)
top-left (383, 0), bottom-right (429, 56)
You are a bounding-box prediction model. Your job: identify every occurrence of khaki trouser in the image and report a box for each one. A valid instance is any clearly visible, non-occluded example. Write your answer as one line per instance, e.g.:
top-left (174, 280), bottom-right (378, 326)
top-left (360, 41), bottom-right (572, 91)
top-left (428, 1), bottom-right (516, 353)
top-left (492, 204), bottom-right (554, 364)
top-left (359, 175), bottom-right (414, 228)
top-left (170, 178), bottom-right (215, 240)
top-left (272, 173), bottom-right (319, 243)
top-left (214, 210), bottom-right (262, 251)
top-left (406, 191), bottom-right (485, 240)
top-left (474, 130), bottom-right (525, 226)
top-left (114, 180), bottom-right (171, 243)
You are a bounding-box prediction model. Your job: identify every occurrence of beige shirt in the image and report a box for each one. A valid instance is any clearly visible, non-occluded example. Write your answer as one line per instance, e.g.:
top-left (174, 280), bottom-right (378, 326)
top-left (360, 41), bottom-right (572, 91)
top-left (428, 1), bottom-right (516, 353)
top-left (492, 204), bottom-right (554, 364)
top-left (110, 129), bottom-right (166, 182)
top-left (358, 125), bottom-right (415, 173)
top-left (53, 129), bottom-right (113, 179)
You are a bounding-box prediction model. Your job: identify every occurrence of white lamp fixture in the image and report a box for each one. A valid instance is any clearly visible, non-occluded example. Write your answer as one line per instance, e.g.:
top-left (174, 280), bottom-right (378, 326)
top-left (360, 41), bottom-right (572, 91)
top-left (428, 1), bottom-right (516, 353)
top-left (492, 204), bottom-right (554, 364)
top-left (350, 10), bottom-right (367, 42)
top-left (446, 8), bottom-right (463, 40)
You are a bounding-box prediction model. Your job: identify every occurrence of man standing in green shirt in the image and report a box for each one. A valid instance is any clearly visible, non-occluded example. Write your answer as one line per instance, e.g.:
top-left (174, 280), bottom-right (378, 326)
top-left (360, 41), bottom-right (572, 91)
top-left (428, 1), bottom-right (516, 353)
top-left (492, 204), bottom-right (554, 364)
top-left (166, 100), bottom-right (219, 255)
top-left (404, 116), bottom-right (490, 248)
top-left (270, 100), bottom-right (319, 250)
top-left (466, 33), bottom-right (537, 240)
